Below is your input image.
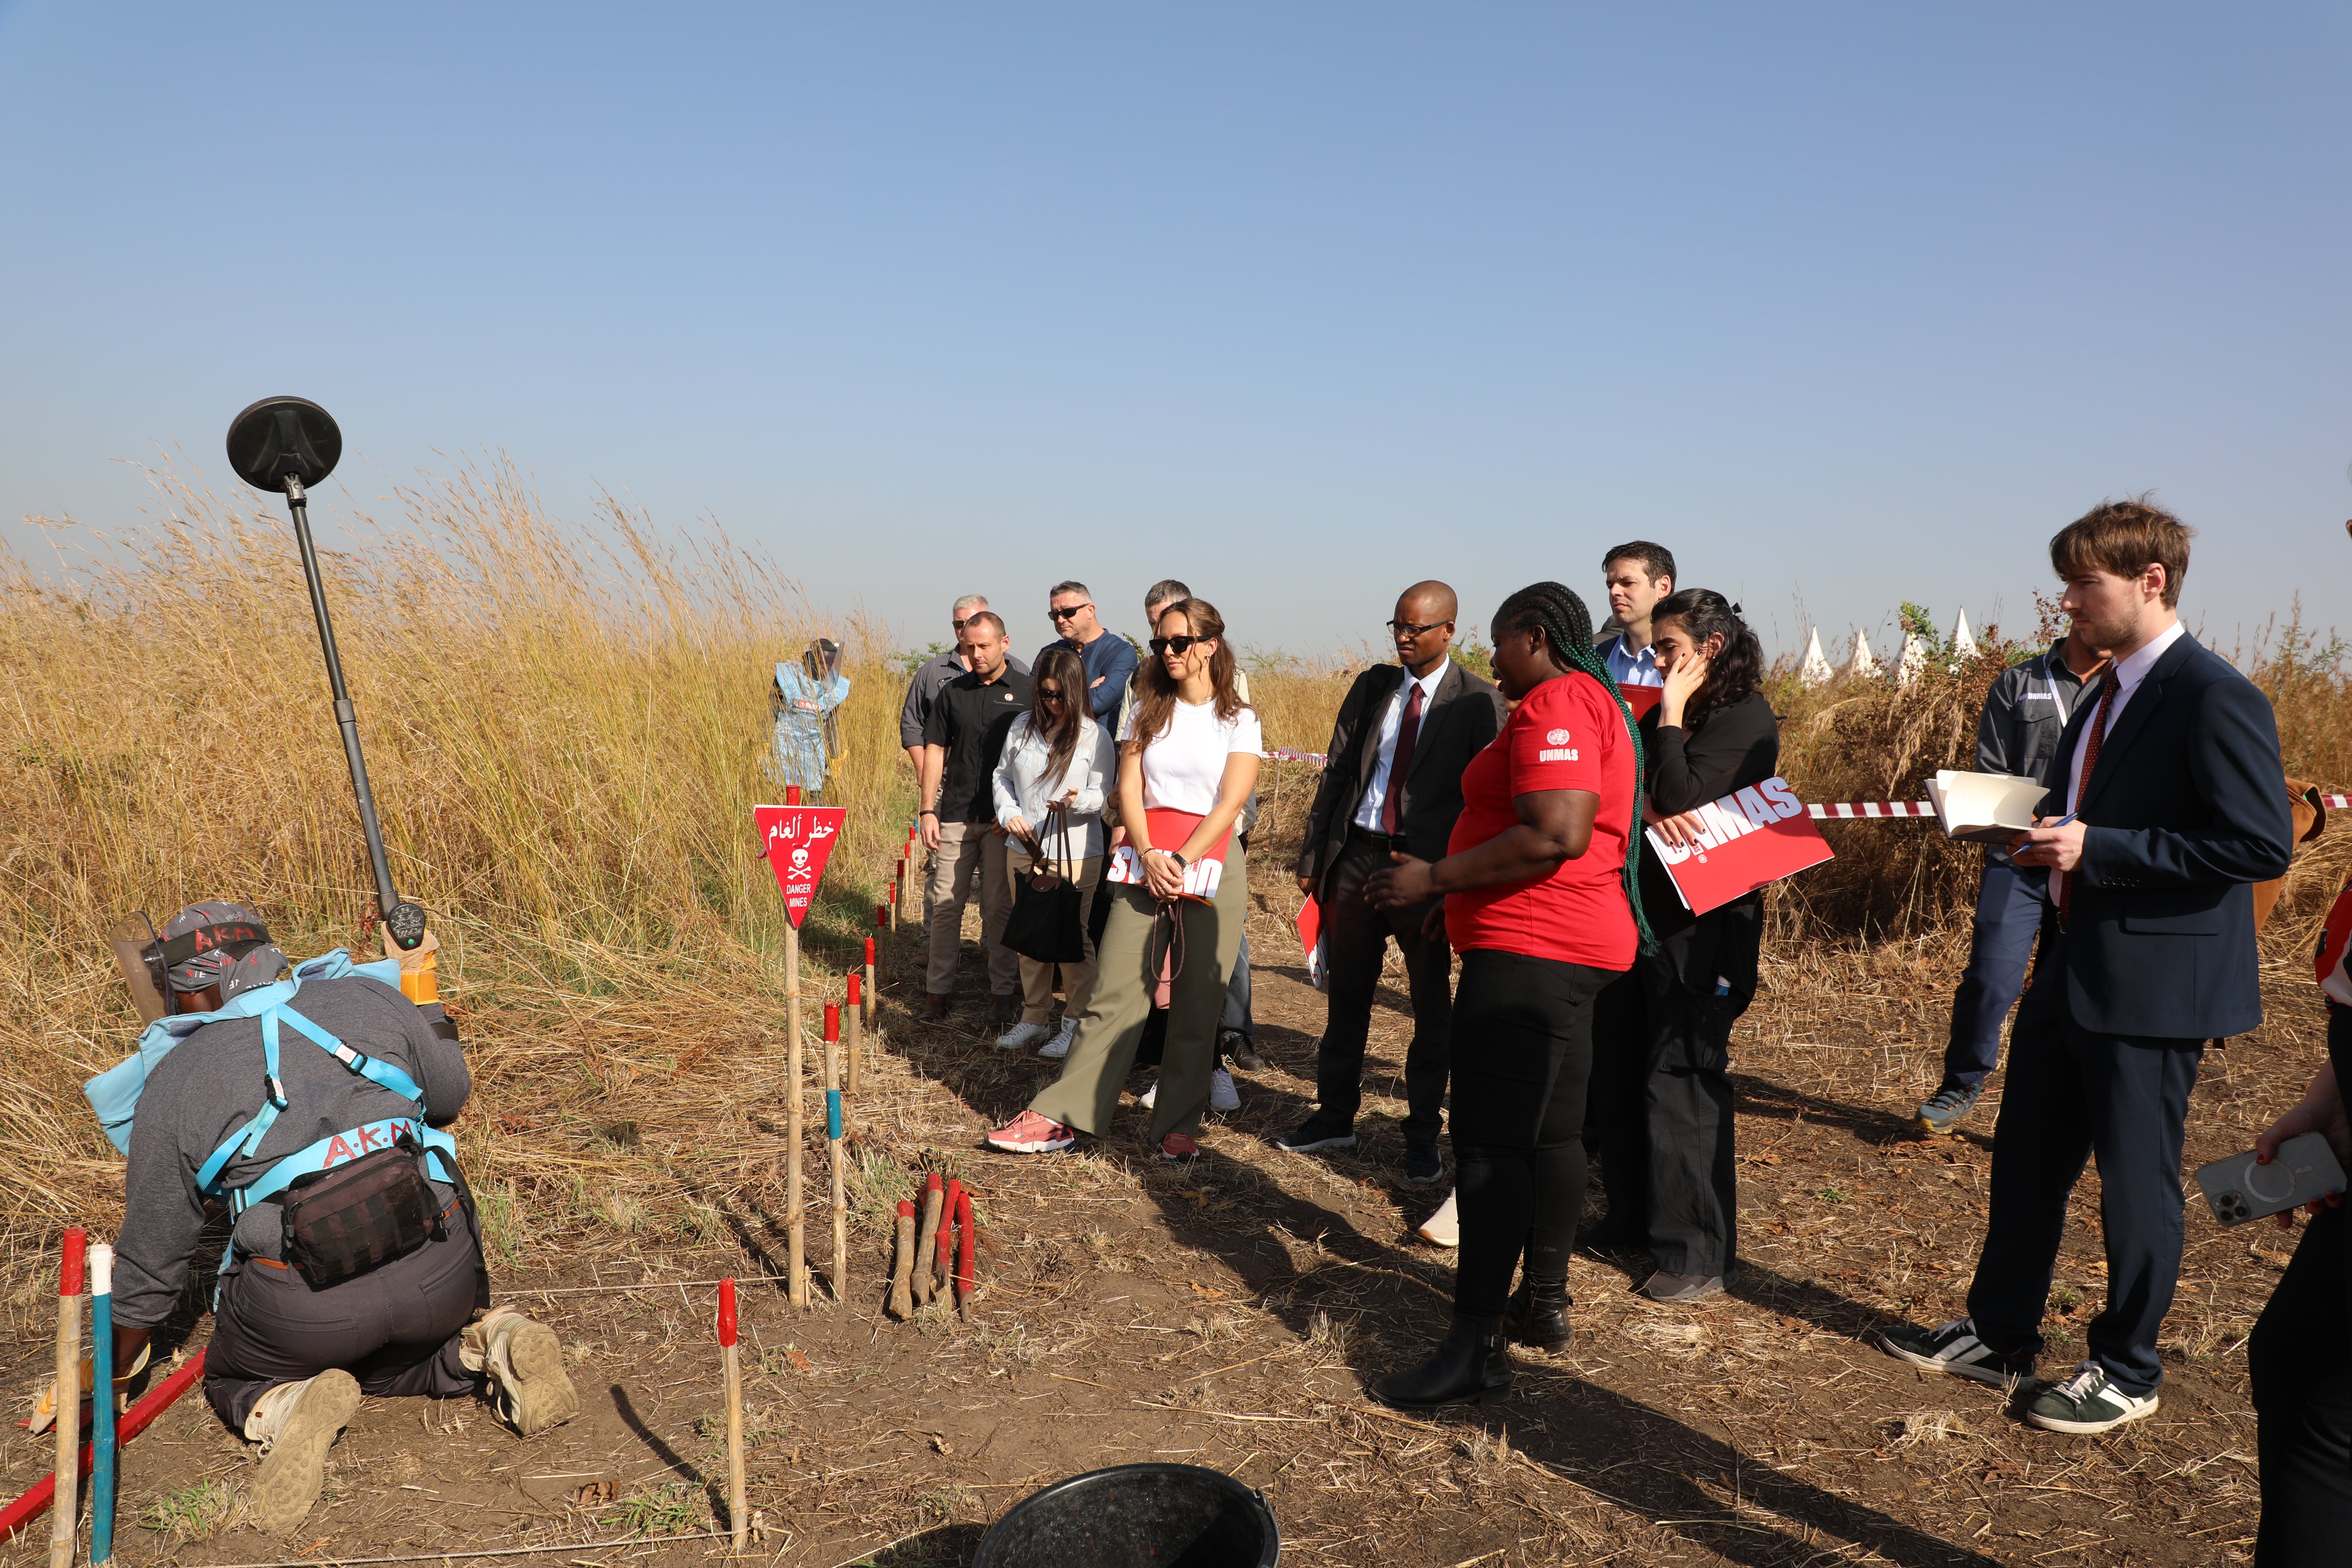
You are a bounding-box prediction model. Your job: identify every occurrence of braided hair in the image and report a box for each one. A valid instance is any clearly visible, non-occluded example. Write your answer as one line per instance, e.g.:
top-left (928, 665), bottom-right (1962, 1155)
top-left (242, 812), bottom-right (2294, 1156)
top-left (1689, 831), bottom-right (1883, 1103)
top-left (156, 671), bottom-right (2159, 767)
top-left (1491, 581), bottom-right (1656, 953)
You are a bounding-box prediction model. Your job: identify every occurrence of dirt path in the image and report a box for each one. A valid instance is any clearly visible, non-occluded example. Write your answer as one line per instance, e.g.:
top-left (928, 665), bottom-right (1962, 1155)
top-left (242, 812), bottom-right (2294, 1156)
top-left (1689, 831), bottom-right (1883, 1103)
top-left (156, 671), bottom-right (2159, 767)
top-left (1, 856), bottom-right (2297, 1565)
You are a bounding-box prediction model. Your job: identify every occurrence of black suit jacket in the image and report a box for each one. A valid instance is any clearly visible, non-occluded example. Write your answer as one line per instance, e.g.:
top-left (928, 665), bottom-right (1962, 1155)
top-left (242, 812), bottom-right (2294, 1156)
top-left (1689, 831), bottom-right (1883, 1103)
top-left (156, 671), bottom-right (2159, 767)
top-left (2036, 631), bottom-right (2292, 1039)
top-left (1296, 660), bottom-right (1508, 888)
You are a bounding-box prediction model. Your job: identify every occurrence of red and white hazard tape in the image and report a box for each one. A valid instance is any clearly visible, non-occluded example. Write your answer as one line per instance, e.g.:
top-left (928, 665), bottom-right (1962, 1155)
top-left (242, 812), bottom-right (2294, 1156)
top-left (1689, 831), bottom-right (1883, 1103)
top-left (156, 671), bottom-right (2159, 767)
top-left (1258, 756), bottom-right (2352, 820)
top-left (1807, 800), bottom-right (1935, 820)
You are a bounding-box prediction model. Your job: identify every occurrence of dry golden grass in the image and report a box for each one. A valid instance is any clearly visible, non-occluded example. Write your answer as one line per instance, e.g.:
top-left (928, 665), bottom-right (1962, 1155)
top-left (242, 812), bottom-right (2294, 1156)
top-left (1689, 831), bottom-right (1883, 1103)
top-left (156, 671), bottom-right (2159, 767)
top-left (0, 460), bottom-right (911, 1242)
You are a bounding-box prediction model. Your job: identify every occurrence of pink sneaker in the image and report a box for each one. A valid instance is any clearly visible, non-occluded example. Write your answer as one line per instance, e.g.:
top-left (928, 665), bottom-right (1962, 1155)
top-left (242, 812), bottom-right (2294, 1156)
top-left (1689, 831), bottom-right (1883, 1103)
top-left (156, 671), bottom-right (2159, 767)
top-left (1159, 1133), bottom-right (1200, 1162)
top-left (988, 1111), bottom-right (1075, 1154)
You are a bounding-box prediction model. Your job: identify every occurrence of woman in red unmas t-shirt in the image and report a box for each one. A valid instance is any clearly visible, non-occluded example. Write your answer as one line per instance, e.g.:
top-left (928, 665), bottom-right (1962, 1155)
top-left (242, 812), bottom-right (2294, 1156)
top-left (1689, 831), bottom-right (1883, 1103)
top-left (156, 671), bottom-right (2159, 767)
top-left (1364, 580), bottom-right (1651, 1410)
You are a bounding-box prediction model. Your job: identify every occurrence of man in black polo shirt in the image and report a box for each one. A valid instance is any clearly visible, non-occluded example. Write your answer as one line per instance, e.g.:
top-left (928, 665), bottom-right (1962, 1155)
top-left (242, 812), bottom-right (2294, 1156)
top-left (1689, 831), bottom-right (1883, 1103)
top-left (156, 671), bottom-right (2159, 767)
top-left (919, 611), bottom-right (1035, 1026)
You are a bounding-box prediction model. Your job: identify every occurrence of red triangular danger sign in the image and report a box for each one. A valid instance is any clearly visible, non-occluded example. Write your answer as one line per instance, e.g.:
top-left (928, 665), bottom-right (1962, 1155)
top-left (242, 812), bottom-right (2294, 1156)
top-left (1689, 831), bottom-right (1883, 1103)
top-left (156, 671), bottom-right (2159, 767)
top-left (755, 804), bottom-right (847, 928)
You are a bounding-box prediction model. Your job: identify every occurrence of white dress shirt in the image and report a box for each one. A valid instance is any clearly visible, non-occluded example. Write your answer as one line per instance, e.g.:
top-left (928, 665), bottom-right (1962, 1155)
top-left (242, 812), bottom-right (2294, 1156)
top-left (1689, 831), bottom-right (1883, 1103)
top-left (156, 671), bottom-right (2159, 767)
top-left (1353, 662), bottom-right (1451, 832)
top-left (2047, 619), bottom-right (2184, 904)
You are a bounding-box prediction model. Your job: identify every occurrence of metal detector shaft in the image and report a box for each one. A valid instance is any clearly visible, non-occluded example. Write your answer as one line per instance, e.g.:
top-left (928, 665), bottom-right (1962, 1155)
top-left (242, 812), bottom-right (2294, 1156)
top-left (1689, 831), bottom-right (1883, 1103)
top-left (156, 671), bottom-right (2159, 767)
top-left (284, 476), bottom-right (420, 946)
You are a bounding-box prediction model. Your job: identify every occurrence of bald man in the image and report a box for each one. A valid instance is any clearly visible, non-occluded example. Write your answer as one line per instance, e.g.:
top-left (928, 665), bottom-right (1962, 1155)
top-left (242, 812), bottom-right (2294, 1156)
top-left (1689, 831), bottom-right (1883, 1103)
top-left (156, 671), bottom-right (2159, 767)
top-left (1281, 582), bottom-right (1507, 1184)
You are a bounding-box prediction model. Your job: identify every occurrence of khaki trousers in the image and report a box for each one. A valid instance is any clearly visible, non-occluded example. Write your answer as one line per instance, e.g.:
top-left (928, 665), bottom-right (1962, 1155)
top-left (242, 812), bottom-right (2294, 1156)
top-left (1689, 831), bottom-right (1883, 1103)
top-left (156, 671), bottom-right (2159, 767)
top-left (1029, 842), bottom-right (1248, 1140)
top-left (926, 820), bottom-right (1018, 998)
top-left (1013, 850), bottom-right (1104, 1027)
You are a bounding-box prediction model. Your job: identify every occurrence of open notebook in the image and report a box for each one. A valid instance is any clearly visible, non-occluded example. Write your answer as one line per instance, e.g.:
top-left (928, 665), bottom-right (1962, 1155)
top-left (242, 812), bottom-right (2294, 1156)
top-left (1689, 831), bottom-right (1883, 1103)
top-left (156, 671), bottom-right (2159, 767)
top-left (1925, 770), bottom-right (2054, 846)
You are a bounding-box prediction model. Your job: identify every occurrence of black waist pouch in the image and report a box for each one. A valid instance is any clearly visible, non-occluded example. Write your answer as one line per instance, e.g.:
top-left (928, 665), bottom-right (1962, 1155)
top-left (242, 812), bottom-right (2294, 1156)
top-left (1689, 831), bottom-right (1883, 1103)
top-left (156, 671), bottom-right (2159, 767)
top-left (280, 1136), bottom-right (445, 1288)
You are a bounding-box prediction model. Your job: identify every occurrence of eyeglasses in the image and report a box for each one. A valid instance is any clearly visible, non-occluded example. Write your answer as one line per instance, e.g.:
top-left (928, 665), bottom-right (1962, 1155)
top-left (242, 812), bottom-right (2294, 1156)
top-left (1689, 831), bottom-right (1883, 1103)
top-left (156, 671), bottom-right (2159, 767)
top-left (1046, 602), bottom-right (1093, 622)
top-left (1149, 635), bottom-right (1205, 657)
top-left (1038, 686), bottom-right (1066, 703)
top-left (1387, 619), bottom-right (1452, 639)
top-left (952, 615), bottom-right (980, 632)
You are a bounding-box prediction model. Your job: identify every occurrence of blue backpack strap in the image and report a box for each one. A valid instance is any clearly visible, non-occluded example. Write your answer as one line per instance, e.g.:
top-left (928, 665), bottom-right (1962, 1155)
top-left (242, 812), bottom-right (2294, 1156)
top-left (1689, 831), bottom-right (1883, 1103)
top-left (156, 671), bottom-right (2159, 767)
top-left (195, 1002), bottom-right (429, 1199)
top-left (195, 1009), bottom-right (293, 1197)
top-left (272, 1004), bottom-right (428, 1105)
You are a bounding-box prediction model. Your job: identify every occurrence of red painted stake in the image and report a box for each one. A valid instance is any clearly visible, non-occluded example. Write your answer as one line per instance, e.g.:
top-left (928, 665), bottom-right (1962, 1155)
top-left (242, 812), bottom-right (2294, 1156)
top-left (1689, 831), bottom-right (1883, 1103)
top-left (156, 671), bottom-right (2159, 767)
top-left (717, 1279), bottom-right (745, 1550)
top-left (0, 1351), bottom-right (206, 1541)
top-left (954, 1190), bottom-right (977, 1306)
top-left (938, 1178), bottom-right (962, 1290)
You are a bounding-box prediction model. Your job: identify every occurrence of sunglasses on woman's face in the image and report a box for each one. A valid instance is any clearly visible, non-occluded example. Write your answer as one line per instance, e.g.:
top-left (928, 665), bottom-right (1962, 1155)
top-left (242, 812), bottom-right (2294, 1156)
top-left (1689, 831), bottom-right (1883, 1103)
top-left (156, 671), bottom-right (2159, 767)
top-left (1038, 686), bottom-right (1065, 703)
top-left (1150, 635), bottom-right (1204, 657)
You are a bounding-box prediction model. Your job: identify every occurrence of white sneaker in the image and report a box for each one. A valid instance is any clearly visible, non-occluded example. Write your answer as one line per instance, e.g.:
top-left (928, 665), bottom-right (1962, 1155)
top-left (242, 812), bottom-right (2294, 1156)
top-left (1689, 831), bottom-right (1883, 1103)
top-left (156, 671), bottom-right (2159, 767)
top-left (995, 1021), bottom-right (1050, 1051)
top-left (1416, 1189), bottom-right (1460, 1248)
top-left (1140, 1069), bottom-right (1240, 1112)
top-left (1039, 1018), bottom-right (1075, 1059)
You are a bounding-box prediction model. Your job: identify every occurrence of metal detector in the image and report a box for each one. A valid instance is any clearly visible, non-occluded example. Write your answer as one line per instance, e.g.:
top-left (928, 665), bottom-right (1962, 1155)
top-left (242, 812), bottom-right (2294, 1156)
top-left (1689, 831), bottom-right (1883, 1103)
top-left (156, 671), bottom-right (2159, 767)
top-left (224, 396), bottom-right (428, 950)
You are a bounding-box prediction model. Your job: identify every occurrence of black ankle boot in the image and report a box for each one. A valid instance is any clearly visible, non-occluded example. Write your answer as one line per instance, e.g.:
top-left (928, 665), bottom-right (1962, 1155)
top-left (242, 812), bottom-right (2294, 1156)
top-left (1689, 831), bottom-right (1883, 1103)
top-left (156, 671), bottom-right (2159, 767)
top-left (1370, 1315), bottom-right (1513, 1411)
top-left (1503, 1278), bottom-right (1573, 1351)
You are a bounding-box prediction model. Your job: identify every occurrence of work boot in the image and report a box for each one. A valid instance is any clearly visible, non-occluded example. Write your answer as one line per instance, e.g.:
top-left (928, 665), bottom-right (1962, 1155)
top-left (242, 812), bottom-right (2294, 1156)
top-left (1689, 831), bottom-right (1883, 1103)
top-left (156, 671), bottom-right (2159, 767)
top-left (246, 1370), bottom-right (360, 1535)
top-left (922, 993), bottom-right (953, 1023)
top-left (463, 1305), bottom-right (579, 1436)
top-left (986, 992), bottom-right (1021, 1030)
top-left (1503, 1277), bottom-right (1573, 1351)
top-left (1370, 1315), bottom-right (1512, 1410)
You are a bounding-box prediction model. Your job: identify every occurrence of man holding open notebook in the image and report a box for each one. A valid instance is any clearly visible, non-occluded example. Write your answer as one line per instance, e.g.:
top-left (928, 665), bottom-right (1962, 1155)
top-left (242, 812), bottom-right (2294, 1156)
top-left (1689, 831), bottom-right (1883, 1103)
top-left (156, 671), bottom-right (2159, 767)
top-left (1912, 629), bottom-right (2106, 1134)
top-left (1879, 499), bottom-right (2293, 1435)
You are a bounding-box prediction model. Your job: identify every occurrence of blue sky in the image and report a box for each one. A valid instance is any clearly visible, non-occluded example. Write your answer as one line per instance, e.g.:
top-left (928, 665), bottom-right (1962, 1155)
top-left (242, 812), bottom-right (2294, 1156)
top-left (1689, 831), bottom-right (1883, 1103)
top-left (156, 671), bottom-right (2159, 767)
top-left (4, 3), bottom-right (2346, 663)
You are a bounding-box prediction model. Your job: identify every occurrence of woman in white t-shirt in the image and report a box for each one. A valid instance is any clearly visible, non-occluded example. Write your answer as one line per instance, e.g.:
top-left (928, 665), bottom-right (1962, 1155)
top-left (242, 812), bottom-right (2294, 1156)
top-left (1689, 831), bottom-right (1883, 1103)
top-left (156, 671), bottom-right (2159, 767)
top-left (989, 598), bottom-right (1261, 1161)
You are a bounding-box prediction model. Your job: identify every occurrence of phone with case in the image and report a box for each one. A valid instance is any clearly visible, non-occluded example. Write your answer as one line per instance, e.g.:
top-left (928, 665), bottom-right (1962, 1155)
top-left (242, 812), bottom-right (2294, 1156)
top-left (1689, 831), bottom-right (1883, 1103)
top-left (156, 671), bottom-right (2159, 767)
top-left (2194, 1132), bottom-right (2347, 1227)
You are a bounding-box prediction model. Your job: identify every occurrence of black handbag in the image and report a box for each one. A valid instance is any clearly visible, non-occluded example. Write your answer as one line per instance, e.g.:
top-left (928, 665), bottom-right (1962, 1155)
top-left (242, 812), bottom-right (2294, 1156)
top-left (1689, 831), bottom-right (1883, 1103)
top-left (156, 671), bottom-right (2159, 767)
top-left (1003, 802), bottom-right (1088, 964)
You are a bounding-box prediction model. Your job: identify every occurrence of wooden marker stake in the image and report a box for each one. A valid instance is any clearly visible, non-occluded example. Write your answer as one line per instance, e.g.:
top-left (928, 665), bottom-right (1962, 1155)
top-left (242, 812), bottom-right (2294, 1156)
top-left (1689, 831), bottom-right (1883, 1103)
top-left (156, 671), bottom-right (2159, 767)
top-left (845, 974), bottom-right (863, 1096)
top-left (887, 1200), bottom-right (916, 1320)
top-left (717, 1279), bottom-right (746, 1552)
top-left (823, 1002), bottom-right (847, 1302)
top-left (954, 1189), bottom-right (978, 1315)
top-left (912, 1174), bottom-right (944, 1307)
top-left (784, 914), bottom-right (806, 1308)
top-left (862, 936), bottom-right (878, 1029)
top-left (51, 1227), bottom-right (84, 1568)
top-left (90, 1243), bottom-right (117, 1568)
top-left (938, 1178), bottom-right (963, 1300)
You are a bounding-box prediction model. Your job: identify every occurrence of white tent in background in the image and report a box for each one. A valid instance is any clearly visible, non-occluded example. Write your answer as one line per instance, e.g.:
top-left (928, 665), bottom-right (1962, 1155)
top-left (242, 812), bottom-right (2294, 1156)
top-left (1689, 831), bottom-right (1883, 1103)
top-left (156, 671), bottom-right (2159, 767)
top-left (1896, 633), bottom-right (1928, 688)
top-left (1949, 609), bottom-right (1978, 660)
top-left (1848, 630), bottom-right (1879, 679)
top-left (1799, 628), bottom-right (1833, 687)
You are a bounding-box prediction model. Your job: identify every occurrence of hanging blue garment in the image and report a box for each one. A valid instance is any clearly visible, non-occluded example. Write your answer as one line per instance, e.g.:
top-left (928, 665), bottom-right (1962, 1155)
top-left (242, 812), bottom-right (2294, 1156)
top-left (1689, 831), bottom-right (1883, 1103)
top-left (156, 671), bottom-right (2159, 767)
top-left (770, 659), bottom-right (851, 800)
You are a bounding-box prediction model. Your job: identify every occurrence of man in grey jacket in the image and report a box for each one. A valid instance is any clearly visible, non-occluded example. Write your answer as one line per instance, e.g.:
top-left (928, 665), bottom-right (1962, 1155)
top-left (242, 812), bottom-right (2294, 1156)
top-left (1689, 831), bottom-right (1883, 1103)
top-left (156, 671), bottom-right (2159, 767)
top-left (101, 903), bottom-right (576, 1534)
top-left (1914, 632), bottom-right (2107, 1132)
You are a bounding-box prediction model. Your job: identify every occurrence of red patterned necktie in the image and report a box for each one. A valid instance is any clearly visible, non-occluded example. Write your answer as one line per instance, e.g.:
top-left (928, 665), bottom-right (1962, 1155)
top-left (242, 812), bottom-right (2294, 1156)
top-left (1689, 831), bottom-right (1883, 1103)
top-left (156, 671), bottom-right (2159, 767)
top-left (1380, 681), bottom-right (1424, 836)
top-left (2057, 673), bottom-right (2119, 929)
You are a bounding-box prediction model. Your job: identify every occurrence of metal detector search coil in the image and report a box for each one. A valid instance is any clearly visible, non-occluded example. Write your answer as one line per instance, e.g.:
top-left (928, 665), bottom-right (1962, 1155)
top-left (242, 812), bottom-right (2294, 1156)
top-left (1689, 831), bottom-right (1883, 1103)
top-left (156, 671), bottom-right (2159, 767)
top-left (224, 397), bottom-right (430, 950)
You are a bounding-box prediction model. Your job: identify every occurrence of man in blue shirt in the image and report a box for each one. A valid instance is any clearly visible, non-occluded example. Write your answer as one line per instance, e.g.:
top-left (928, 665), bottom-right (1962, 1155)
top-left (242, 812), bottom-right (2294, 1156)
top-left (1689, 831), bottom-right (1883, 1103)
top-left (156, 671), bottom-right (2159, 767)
top-left (1595, 541), bottom-right (1677, 688)
top-left (1033, 580), bottom-right (1138, 726)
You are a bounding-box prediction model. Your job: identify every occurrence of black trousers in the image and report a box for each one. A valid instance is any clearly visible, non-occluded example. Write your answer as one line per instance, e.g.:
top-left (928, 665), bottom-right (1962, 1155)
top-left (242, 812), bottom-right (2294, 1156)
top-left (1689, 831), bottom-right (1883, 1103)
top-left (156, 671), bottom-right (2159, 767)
top-left (1314, 828), bottom-right (1455, 1139)
top-left (1585, 952), bottom-right (1745, 1275)
top-left (1965, 912), bottom-right (2202, 1397)
top-left (1450, 950), bottom-right (1617, 1320)
top-left (2253, 1204), bottom-right (2352, 1565)
top-left (205, 1225), bottom-right (482, 1430)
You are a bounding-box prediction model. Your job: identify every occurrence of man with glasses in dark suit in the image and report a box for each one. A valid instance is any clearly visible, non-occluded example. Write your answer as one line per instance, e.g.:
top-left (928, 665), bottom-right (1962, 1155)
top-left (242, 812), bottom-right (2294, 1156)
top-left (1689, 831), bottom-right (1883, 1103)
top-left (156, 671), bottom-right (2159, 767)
top-left (1280, 581), bottom-right (1507, 1184)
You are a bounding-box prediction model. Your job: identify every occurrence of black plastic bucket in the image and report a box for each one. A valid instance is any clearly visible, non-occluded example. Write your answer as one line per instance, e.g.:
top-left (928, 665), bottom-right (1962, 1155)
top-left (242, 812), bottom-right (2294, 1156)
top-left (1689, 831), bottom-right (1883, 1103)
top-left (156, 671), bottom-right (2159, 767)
top-left (971, 1463), bottom-right (1279, 1567)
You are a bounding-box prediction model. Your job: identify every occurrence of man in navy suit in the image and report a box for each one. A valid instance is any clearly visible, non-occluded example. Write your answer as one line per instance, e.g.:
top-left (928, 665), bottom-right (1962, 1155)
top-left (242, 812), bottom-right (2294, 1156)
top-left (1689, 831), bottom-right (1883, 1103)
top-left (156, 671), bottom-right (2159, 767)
top-left (1881, 498), bottom-right (2293, 1434)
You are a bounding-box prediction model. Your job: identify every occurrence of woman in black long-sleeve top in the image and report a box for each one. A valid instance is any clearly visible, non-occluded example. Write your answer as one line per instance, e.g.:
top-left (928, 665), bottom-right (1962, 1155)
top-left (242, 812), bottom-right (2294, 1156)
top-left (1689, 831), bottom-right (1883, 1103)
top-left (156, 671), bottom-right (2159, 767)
top-left (1583, 590), bottom-right (1778, 1308)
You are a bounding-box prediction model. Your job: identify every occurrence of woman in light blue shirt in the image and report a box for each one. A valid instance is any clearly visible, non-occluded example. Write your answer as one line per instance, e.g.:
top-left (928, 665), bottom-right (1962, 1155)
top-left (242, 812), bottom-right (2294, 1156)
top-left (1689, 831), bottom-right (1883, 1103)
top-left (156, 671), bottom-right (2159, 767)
top-left (991, 646), bottom-right (1116, 1058)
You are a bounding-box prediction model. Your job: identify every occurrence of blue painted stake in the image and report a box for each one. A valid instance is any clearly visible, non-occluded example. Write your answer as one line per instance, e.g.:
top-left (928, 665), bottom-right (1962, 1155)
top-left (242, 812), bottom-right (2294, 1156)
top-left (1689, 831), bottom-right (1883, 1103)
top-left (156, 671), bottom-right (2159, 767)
top-left (89, 1245), bottom-right (115, 1566)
